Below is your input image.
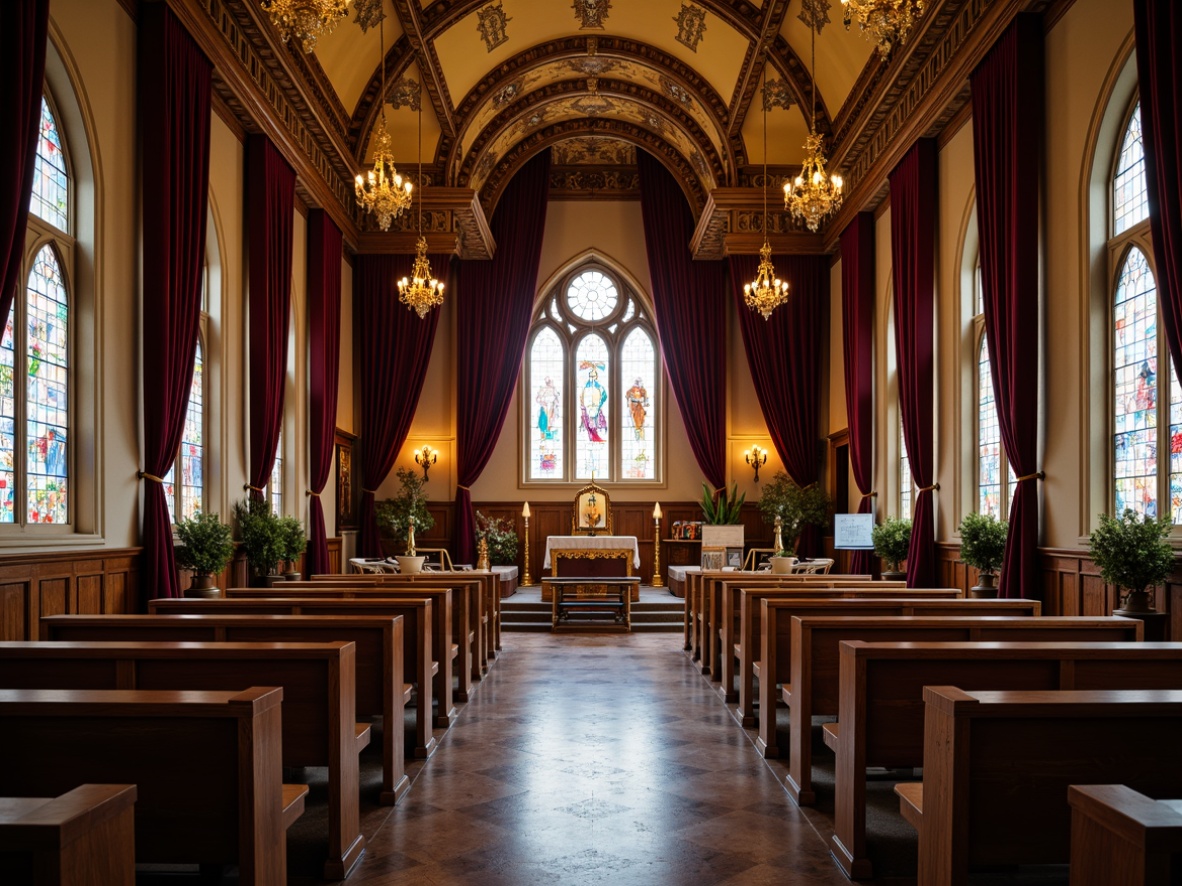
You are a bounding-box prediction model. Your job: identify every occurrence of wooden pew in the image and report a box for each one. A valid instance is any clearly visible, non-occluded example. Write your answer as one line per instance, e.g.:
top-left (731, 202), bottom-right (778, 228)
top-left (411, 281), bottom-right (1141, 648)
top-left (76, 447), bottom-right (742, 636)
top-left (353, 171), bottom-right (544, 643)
top-left (148, 597), bottom-right (438, 758)
top-left (830, 640), bottom-right (1182, 878)
top-left (730, 585), bottom-right (964, 721)
top-left (782, 614), bottom-right (1141, 806)
top-left (42, 613), bottom-right (412, 804)
top-left (228, 584), bottom-right (463, 719)
top-left (0, 640), bottom-right (367, 880)
top-left (1068, 784), bottom-right (1182, 886)
top-left (0, 784), bottom-right (137, 885)
top-left (895, 687), bottom-right (1182, 886)
top-left (0, 686), bottom-right (306, 885)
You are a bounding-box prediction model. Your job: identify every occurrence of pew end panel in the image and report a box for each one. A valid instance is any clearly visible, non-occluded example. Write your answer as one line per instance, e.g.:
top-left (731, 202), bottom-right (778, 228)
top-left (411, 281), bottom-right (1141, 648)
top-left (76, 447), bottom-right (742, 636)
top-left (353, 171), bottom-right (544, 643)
top-left (1068, 784), bottom-right (1182, 886)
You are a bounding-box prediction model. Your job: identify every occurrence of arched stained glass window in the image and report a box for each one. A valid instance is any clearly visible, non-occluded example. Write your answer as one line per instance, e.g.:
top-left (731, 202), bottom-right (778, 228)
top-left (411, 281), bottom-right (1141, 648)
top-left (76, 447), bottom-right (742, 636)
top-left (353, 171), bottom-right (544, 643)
top-left (977, 335), bottom-right (1018, 518)
top-left (26, 245), bottom-right (69, 524)
top-left (0, 314), bottom-right (15, 523)
top-left (1113, 246), bottom-right (1159, 517)
top-left (524, 265), bottom-right (661, 483)
top-left (31, 98), bottom-right (68, 232)
top-left (269, 430), bottom-right (284, 517)
top-left (180, 339), bottom-right (204, 519)
top-left (1113, 103), bottom-right (1149, 236)
top-left (899, 418), bottom-right (911, 520)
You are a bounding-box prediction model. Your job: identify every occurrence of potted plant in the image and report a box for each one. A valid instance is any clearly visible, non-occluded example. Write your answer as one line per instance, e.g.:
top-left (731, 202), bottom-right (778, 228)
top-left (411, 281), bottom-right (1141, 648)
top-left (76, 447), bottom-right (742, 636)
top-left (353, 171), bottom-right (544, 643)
top-left (1088, 509), bottom-right (1176, 614)
top-left (233, 498), bottom-right (284, 585)
top-left (277, 516), bottom-right (307, 580)
top-left (174, 511), bottom-right (235, 598)
top-left (475, 511), bottom-right (519, 565)
top-left (701, 482), bottom-right (745, 524)
top-left (959, 511), bottom-right (1009, 598)
top-left (769, 549), bottom-right (797, 575)
top-left (376, 466), bottom-right (435, 574)
top-left (757, 471), bottom-right (830, 555)
top-left (872, 517), bottom-right (911, 581)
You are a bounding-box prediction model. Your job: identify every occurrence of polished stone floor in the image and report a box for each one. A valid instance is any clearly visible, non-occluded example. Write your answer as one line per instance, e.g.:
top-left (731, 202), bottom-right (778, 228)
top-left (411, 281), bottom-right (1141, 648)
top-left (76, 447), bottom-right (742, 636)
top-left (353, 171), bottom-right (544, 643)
top-left (339, 632), bottom-right (862, 886)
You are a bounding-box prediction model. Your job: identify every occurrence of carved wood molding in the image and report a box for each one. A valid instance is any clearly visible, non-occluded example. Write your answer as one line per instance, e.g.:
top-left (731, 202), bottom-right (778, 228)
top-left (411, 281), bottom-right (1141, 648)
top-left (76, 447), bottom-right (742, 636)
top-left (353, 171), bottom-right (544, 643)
top-left (691, 187), bottom-right (827, 258)
top-left (356, 187), bottom-right (494, 259)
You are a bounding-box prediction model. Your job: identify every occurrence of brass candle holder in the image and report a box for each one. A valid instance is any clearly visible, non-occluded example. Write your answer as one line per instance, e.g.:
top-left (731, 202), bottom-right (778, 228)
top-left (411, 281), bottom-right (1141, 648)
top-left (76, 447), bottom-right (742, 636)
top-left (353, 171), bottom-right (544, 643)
top-left (651, 502), bottom-right (664, 587)
top-left (521, 501), bottom-right (533, 586)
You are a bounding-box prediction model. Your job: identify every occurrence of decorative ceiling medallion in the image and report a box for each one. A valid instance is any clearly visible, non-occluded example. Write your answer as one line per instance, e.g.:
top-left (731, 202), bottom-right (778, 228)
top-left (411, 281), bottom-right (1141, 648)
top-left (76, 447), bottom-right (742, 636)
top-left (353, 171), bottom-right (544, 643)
top-left (352, 0), bottom-right (385, 33)
top-left (551, 137), bottom-right (635, 166)
top-left (660, 76), bottom-right (694, 108)
top-left (573, 0), bottom-right (611, 30)
top-left (493, 78), bottom-right (525, 108)
top-left (572, 77), bottom-right (614, 116)
top-left (388, 78), bottom-right (421, 111)
top-left (476, 1), bottom-right (511, 52)
top-left (798, 0), bottom-right (832, 33)
top-left (570, 55), bottom-right (615, 76)
top-left (673, 3), bottom-right (708, 52)
top-left (762, 78), bottom-right (795, 111)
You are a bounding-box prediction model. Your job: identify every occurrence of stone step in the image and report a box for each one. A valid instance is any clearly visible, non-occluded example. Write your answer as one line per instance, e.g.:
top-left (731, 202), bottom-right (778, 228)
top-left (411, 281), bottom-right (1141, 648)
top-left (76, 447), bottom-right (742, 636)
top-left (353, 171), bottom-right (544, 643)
top-left (501, 598), bottom-right (683, 633)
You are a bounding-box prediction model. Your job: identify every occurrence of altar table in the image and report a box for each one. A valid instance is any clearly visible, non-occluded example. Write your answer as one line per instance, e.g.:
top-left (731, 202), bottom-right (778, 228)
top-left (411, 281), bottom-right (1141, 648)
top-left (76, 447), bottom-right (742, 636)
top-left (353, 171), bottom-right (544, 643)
top-left (542, 535), bottom-right (640, 602)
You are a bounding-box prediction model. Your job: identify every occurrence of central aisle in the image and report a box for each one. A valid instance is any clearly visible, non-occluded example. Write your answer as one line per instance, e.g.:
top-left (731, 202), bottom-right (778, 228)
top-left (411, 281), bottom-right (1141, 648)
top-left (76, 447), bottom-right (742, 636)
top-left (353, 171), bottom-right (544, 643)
top-left (347, 633), bottom-right (855, 885)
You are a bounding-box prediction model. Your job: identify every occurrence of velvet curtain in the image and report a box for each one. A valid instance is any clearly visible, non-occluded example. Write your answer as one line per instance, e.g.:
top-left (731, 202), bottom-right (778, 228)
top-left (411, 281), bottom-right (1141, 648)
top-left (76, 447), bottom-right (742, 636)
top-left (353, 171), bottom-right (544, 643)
top-left (246, 135), bottom-right (296, 501)
top-left (452, 151), bottom-right (551, 564)
top-left (139, 6), bottom-right (212, 600)
top-left (638, 151), bottom-right (728, 491)
top-left (890, 139), bottom-right (939, 588)
top-left (840, 213), bottom-right (877, 576)
top-left (305, 210), bottom-right (342, 576)
top-left (0, 0), bottom-right (48, 327)
top-left (728, 253), bottom-right (827, 556)
top-left (971, 15), bottom-right (1044, 599)
top-left (1135, 1), bottom-right (1182, 466)
top-left (357, 253), bottom-right (445, 557)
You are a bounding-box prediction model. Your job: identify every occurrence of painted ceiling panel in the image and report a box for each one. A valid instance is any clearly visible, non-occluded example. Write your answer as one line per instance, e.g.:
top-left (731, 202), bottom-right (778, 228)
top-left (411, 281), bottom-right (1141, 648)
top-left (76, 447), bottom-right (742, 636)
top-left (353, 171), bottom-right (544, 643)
top-left (315, 0), bottom-right (405, 114)
top-left (360, 62), bottom-right (444, 170)
top-left (778, 10), bottom-right (875, 130)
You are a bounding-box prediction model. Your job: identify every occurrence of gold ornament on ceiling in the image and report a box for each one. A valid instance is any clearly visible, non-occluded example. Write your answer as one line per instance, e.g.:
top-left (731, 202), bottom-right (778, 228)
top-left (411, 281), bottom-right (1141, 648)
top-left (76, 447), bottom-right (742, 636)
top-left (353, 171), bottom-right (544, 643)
top-left (398, 96), bottom-right (445, 319)
top-left (551, 138), bottom-right (635, 166)
top-left (573, 0), bottom-right (611, 30)
top-left (783, 21), bottom-right (843, 232)
top-left (673, 2), bottom-right (708, 52)
top-left (388, 78), bottom-right (422, 112)
top-left (572, 76), bottom-right (613, 117)
top-left (660, 76), bottom-right (694, 108)
top-left (762, 79), bottom-right (796, 111)
top-left (261, 0), bottom-right (348, 52)
top-left (841, 0), bottom-right (926, 56)
top-left (476, 1), bottom-right (512, 52)
top-left (493, 78), bottom-right (525, 108)
top-left (798, 0), bottom-right (832, 32)
top-left (351, 0), bottom-right (385, 34)
top-left (355, 14), bottom-right (412, 230)
top-left (744, 54), bottom-right (789, 321)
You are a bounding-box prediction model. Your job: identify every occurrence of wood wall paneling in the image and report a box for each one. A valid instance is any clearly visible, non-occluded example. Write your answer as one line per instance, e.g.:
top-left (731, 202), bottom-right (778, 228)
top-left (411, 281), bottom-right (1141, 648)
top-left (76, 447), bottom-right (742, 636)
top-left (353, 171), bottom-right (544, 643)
top-left (0, 550), bottom-right (141, 641)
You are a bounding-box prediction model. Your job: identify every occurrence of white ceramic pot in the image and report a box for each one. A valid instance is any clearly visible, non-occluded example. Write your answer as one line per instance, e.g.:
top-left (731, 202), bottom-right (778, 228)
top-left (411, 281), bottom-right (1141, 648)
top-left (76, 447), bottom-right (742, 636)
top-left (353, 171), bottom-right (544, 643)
top-left (770, 556), bottom-right (796, 575)
top-left (396, 555), bottom-right (426, 575)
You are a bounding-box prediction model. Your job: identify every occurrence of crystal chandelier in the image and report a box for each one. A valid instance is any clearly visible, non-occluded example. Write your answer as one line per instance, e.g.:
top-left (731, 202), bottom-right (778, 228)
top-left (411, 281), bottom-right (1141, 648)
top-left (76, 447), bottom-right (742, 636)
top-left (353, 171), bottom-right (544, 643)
top-left (841, 0), bottom-right (926, 57)
top-left (262, 0), bottom-right (348, 53)
top-left (744, 56), bottom-right (789, 321)
top-left (355, 16), bottom-right (412, 230)
top-left (783, 24), bottom-right (843, 232)
top-left (398, 96), bottom-right (444, 318)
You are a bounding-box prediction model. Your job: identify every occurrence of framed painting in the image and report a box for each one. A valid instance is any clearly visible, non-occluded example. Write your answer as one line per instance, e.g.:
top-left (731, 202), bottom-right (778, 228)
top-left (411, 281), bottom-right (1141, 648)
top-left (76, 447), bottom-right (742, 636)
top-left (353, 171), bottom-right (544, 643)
top-left (335, 429), bottom-right (357, 534)
top-left (701, 545), bottom-right (725, 571)
top-left (725, 547), bottom-right (743, 569)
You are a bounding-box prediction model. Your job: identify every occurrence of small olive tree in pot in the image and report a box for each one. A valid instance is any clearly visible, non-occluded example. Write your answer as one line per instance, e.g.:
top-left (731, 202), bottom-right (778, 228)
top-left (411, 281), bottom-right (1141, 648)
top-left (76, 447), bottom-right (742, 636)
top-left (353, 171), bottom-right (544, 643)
top-left (1088, 509), bottom-right (1176, 613)
top-left (233, 498), bottom-right (285, 585)
top-left (174, 511), bottom-right (235, 598)
top-left (872, 517), bottom-right (911, 580)
top-left (959, 512), bottom-right (1009, 598)
top-left (278, 516), bottom-right (307, 579)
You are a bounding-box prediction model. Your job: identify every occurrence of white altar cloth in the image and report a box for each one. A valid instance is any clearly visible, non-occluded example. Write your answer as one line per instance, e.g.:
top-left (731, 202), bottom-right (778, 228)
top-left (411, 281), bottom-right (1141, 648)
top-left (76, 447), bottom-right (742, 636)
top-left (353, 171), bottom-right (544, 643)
top-left (542, 535), bottom-right (641, 569)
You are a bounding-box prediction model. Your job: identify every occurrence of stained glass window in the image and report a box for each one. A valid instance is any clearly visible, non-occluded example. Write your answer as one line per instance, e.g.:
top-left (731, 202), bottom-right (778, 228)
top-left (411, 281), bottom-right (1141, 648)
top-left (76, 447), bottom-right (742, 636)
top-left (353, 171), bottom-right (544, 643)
top-left (575, 334), bottom-right (610, 480)
top-left (1113, 103), bottom-right (1149, 236)
top-left (269, 430), bottom-right (284, 517)
top-left (978, 337), bottom-right (1003, 517)
top-left (0, 313), bottom-right (15, 523)
top-left (619, 328), bottom-right (655, 480)
top-left (30, 98), bottom-right (68, 232)
top-left (899, 418), bottom-right (911, 520)
top-left (525, 268), bottom-right (660, 483)
top-left (1113, 247), bottom-right (1158, 518)
top-left (26, 246), bottom-right (69, 525)
top-left (529, 327), bottom-right (564, 479)
top-left (1171, 368), bottom-right (1182, 523)
top-left (161, 340), bottom-right (205, 524)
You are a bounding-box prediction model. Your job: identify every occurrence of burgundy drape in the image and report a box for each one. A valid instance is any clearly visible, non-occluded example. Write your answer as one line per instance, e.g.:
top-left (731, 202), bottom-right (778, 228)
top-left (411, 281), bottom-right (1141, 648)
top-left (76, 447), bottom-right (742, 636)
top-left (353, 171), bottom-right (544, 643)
top-left (638, 151), bottom-right (728, 491)
top-left (247, 135), bottom-right (296, 501)
top-left (139, 6), bottom-right (212, 600)
top-left (305, 210), bottom-right (342, 576)
top-left (971, 15), bottom-right (1044, 599)
top-left (890, 140), bottom-right (939, 588)
top-left (1136, 1), bottom-right (1182, 484)
top-left (452, 151), bottom-right (551, 564)
top-left (840, 213), bottom-right (877, 576)
top-left (357, 253), bottom-right (445, 557)
top-left (0, 0), bottom-right (48, 326)
top-left (728, 253), bottom-right (827, 556)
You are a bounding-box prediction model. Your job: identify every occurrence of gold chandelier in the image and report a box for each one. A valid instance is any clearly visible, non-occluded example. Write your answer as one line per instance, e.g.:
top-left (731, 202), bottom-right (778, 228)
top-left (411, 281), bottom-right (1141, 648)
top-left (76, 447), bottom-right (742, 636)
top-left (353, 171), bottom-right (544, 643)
top-left (783, 23), bottom-right (843, 232)
top-left (355, 15), bottom-right (413, 231)
top-left (840, 0), bottom-right (926, 57)
top-left (744, 55), bottom-right (789, 321)
top-left (262, 0), bottom-right (348, 53)
top-left (398, 96), bottom-right (444, 318)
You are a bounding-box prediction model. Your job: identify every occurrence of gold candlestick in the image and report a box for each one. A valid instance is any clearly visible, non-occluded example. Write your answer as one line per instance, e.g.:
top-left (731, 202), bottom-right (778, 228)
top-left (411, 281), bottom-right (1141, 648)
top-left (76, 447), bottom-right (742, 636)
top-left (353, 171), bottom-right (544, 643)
top-left (651, 502), bottom-right (664, 587)
top-left (521, 515), bottom-right (533, 586)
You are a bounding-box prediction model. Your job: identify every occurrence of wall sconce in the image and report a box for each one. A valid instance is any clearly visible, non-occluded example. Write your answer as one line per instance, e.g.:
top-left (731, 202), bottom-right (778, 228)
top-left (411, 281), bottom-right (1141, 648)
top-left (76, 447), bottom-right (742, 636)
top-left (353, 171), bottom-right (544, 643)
top-left (414, 445), bottom-right (438, 481)
top-left (744, 445), bottom-right (767, 482)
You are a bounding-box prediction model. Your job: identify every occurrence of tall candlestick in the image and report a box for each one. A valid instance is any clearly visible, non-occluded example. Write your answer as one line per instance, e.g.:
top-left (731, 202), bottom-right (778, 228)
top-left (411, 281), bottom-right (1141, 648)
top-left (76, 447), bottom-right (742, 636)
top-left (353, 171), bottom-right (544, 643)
top-left (521, 512), bottom-right (533, 586)
top-left (522, 501), bottom-right (531, 518)
top-left (651, 509), bottom-right (664, 587)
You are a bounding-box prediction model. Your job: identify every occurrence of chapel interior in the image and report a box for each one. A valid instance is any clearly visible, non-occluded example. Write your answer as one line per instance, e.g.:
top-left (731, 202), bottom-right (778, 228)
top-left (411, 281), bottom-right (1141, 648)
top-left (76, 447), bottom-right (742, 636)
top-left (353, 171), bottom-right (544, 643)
top-left (1, 0), bottom-right (1180, 883)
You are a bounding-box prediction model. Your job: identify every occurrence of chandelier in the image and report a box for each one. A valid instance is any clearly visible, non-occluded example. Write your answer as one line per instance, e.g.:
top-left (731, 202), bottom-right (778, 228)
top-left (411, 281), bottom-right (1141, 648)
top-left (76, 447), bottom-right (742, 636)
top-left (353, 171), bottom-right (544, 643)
top-left (744, 55), bottom-right (789, 320)
top-left (398, 95), bottom-right (444, 318)
top-left (262, 0), bottom-right (348, 53)
top-left (355, 15), bottom-right (413, 230)
top-left (783, 23), bottom-right (843, 232)
top-left (841, 0), bottom-right (926, 57)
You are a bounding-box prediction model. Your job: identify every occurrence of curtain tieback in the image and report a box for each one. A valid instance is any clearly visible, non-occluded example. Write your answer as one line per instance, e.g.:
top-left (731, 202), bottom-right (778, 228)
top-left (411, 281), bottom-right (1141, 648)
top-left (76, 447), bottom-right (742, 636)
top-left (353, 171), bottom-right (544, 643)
top-left (1016, 471), bottom-right (1045, 483)
top-left (918, 483), bottom-right (940, 492)
top-left (456, 484), bottom-right (471, 492)
top-left (244, 484), bottom-right (264, 493)
top-left (137, 471), bottom-right (166, 484)
top-left (361, 487), bottom-right (379, 495)
top-left (306, 490), bottom-right (320, 497)
top-left (861, 491), bottom-right (878, 498)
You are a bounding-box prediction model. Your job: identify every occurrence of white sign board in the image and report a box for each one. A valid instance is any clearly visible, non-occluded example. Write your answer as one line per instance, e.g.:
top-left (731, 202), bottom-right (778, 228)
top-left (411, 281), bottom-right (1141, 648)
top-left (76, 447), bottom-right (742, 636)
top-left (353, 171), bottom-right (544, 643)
top-left (834, 513), bottom-right (876, 550)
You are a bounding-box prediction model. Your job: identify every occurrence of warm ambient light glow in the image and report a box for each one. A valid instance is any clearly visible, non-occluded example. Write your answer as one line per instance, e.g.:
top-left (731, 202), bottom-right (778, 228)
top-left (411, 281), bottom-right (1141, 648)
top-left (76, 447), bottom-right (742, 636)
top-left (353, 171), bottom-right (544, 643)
top-left (783, 24), bottom-right (844, 232)
top-left (840, 0), bottom-right (927, 57)
top-left (398, 238), bottom-right (445, 318)
top-left (745, 445), bottom-right (768, 482)
top-left (354, 15), bottom-right (412, 231)
top-left (745, 53), bottom-right (789, 320)
top-left (653, 502), bottom-right (662, 520)
top-left (522, 501), bottom-right (531, 519)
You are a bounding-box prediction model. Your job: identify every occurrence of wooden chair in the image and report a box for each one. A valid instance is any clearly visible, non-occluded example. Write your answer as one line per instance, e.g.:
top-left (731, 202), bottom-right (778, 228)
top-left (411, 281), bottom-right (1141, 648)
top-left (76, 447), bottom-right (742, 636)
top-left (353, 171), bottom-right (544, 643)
top-left (571, 481), bottom-right (612, 535)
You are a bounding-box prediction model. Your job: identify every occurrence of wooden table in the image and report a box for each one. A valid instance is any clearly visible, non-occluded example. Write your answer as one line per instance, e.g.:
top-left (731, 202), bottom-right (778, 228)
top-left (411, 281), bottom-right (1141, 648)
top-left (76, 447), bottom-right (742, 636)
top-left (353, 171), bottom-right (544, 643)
top-left (543, 536), bottom-right (640, 602)
top-left (550, 577), bottom-right (638, 633)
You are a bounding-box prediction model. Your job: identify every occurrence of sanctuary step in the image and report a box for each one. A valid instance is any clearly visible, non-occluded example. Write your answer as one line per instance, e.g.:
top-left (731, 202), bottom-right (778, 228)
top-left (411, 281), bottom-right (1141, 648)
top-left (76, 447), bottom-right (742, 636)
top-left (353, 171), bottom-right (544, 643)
top-left (502, 586), bottom-right (683, 633)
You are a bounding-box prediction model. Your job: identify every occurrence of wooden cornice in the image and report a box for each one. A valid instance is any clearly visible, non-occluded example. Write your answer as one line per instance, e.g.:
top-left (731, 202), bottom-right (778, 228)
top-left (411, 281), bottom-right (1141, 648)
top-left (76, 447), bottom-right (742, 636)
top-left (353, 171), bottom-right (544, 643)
top-left (356, 187), bottom-right (494, 259)
top-left (691, 187), bottom-right (826, 259)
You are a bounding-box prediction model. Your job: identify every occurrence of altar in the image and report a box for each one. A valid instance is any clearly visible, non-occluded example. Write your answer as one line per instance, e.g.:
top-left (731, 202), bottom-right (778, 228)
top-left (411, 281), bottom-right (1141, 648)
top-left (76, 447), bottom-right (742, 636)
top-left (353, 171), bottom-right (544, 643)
top-left (542, 535), bottom-right (641, 602)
